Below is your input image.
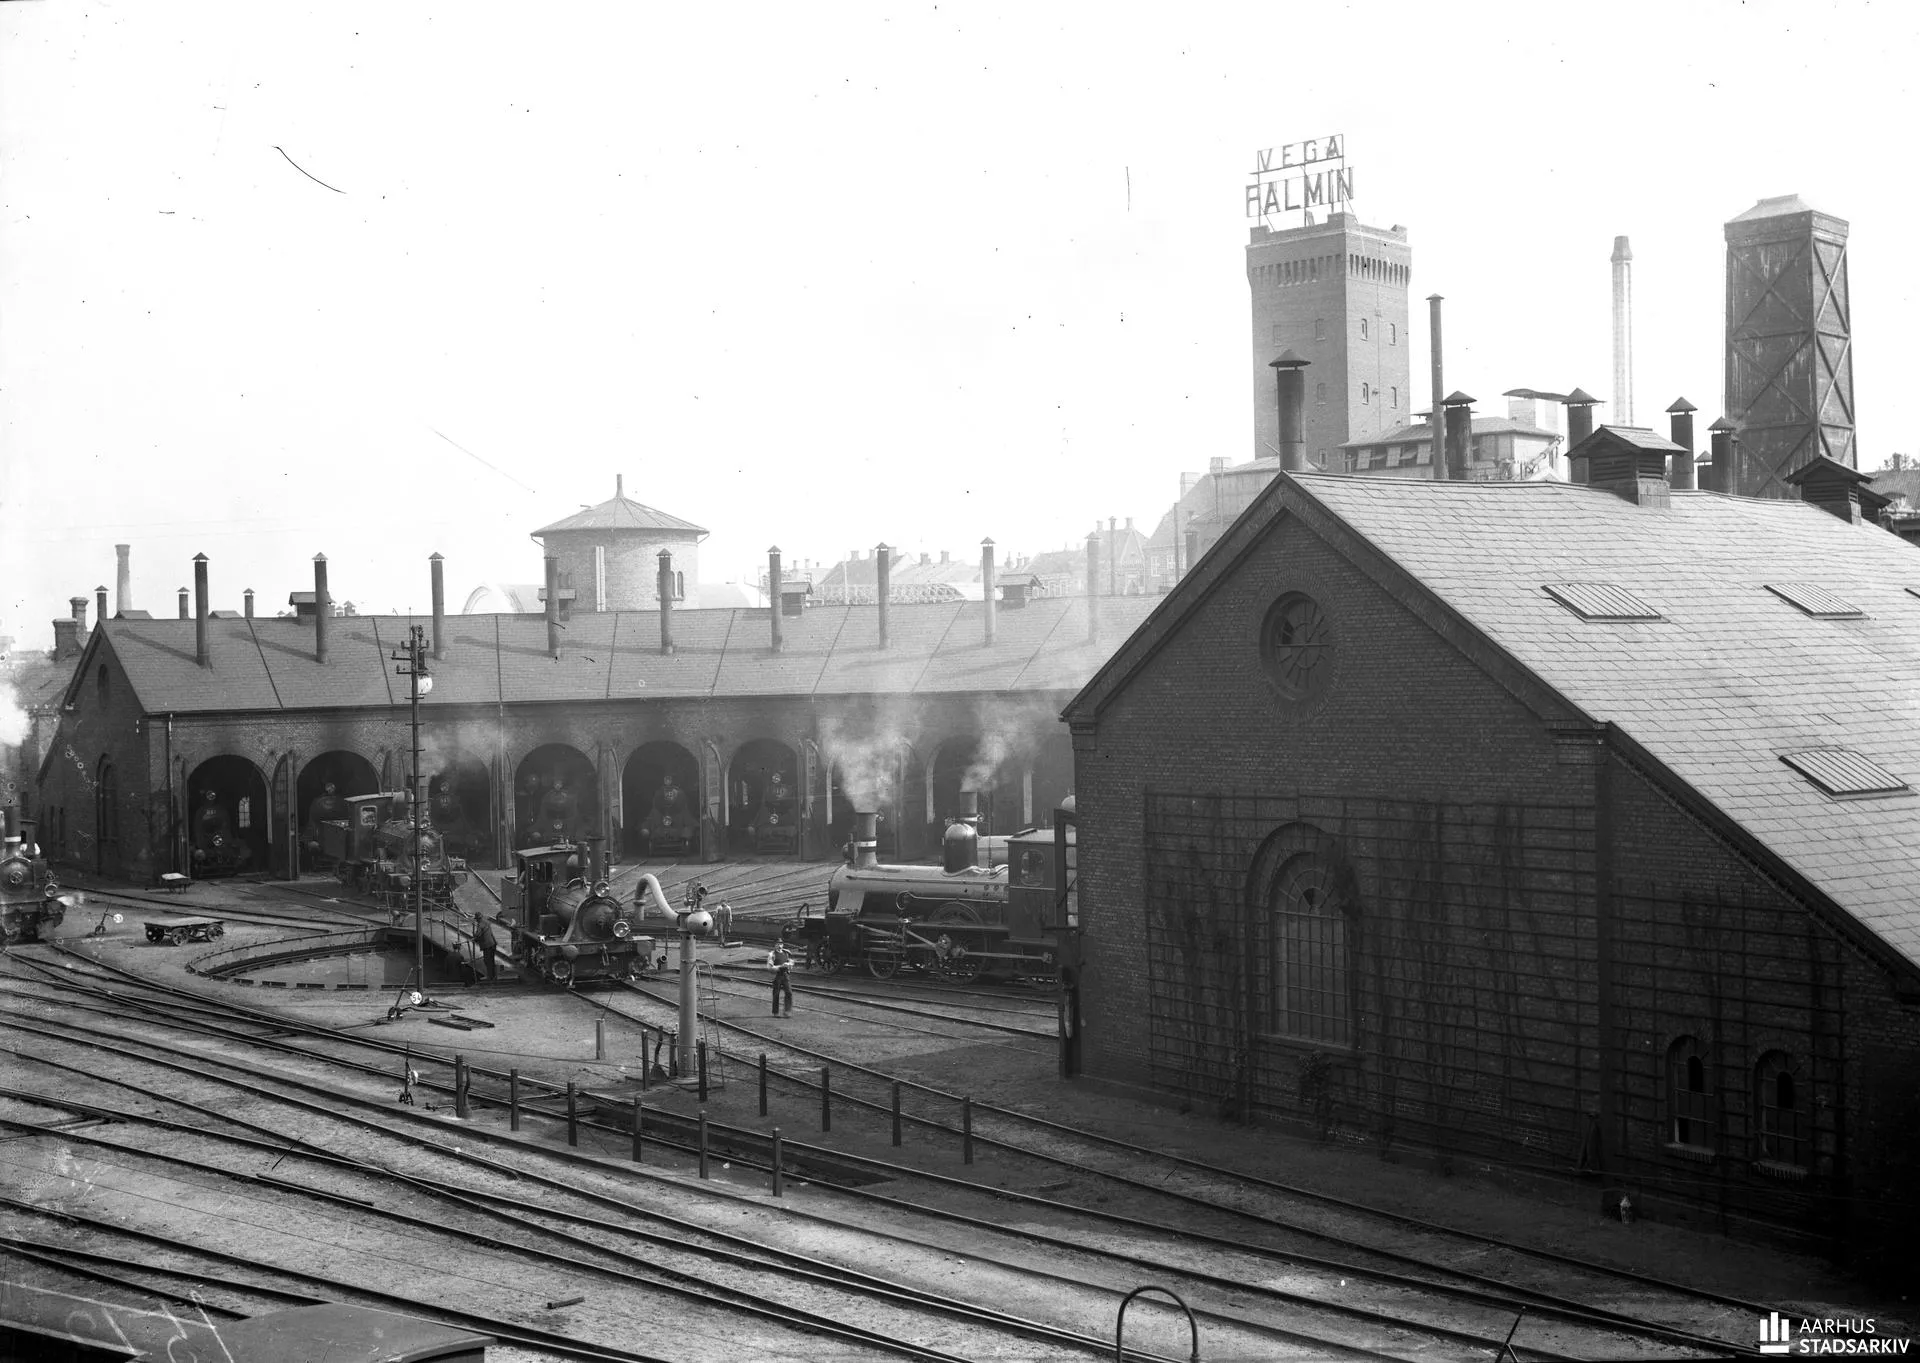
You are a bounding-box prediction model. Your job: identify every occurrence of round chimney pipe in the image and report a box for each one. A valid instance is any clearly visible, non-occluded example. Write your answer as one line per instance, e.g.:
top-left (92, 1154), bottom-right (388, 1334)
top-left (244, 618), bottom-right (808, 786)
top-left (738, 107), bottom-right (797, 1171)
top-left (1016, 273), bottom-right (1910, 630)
top-left (981, 538), bottom-right (997, 645)
top-left (1666, 398), bottom-right (1697, 491)
top-left (768, 546), bottom-right (784, 653)
top-left (314, 554), bottom-right (330, 663)
top-left (875, 542), bottom-right (891, 649)
top-left (658, 548), bottom-right (675, 654)
top-left (1270, 349), bottom-right (1309, 472)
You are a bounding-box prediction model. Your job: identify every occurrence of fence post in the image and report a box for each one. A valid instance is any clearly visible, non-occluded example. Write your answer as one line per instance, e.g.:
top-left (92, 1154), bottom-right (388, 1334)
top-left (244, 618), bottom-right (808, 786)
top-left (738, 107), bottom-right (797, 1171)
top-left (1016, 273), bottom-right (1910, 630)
top-left (641, 1026), bottom-right (651, 1091)
top-left (759, 1053), bottom-right (768, 1117)
top-left (669, 1032), bottom-right (680, 1079)
top-left (567, 1081), bottom-right (579, 1147)
top-left (509, 1068), bottom-right (520, 1131)
top-left (631, 1097), bottom-right (643, 1163)
top-left (963, 1095), bottom-right (973, 1165)
top-left (892, 1081), bottom-right (902, 1147)
top-left (772, 1128), bottom-right (784, 1198)
top-left (698, 1109), bottom-right (710, 1180)
top-left (821, 1066), bottom-right (831, 1133)
top-left (454, 1053), bottom-right (469, 1119)
top-left (596, 1018), bottom-right (605, 1061)
top-left (698, 1039), bottom-right (708, 1102)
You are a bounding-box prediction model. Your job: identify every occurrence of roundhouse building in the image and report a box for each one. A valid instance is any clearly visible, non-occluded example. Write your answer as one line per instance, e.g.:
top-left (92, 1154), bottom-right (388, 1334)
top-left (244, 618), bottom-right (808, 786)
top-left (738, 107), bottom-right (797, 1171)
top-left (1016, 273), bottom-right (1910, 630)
top-left (35, 547), bottom-right (1152, 882)
top-left (1064, 441), bottom-right (1920, 1263)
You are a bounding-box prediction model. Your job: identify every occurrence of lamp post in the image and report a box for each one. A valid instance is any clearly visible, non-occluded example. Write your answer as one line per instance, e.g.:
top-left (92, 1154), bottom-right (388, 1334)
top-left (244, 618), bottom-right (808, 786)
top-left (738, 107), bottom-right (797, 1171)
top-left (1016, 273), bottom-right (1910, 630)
top-left (391, 625), bottom-right (433, 988)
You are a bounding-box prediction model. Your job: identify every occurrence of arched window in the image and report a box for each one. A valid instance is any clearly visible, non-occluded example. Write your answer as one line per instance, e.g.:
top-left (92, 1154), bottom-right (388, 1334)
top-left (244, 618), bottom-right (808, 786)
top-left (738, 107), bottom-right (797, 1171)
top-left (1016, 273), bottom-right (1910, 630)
top-left (237, 796), bottom-right (253, 831)
top-left (1755, 1052), bottom-right (1808, 1169)
top-left (1667, 1036), bottom-right (1714, 1151)
top-left (1389, 323), bottom-right (1397, 345)
top-left (1391, 386), bottom-right (1398, 408)
top-left (675, 571), bottom-right (686, 599)
top-left (1359, 318), bottom-right (1368, 340)
top-left (95, 758), bottom-right (118, 868)
top-left (1250, 826), bottom-right (1353, 1048)
top-left (1361, 383), bottom-right (1371, 405)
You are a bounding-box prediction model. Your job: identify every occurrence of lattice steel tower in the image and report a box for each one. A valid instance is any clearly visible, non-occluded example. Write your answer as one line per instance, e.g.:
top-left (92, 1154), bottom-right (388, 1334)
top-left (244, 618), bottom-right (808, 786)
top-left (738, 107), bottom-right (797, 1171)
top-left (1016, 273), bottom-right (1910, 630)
top-left (1723, 195), bottom-right (1855, 497)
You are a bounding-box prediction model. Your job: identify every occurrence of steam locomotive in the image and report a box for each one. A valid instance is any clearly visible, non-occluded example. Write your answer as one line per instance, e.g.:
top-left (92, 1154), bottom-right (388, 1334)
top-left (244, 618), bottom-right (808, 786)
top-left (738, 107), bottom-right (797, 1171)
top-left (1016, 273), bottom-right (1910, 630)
top-left (788, 795), bottom-right (1075, 983)
top-left (1, 810), bottom-right (69, 946)
top-left (493, 835), bottom-right (657, 986)
top-left (318, 792), bottom-right (469, 911)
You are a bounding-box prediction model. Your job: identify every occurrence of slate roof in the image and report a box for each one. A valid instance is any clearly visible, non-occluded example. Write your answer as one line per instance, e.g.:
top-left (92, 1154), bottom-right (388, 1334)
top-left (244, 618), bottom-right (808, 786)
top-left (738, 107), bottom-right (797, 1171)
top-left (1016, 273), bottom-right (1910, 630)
top-left (1073, 473), bottom-right (1920, 974)
top-left (532, 491), bottom-right (707, 538)
top-left (77, 596), bottom-right (1158, 717)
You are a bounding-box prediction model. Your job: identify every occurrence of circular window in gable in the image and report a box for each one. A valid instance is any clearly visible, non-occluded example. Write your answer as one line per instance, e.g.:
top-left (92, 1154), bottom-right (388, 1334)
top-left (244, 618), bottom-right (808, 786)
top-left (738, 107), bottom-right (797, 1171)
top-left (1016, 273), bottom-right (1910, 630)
top-left (1259, 592), bottom-right (1333, 702)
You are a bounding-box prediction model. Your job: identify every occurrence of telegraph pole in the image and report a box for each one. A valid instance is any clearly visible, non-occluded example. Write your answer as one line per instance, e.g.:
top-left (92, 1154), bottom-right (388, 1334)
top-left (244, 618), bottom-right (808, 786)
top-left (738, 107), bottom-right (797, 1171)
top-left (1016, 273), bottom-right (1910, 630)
top-left (391, 625), bottom-right (433, 988)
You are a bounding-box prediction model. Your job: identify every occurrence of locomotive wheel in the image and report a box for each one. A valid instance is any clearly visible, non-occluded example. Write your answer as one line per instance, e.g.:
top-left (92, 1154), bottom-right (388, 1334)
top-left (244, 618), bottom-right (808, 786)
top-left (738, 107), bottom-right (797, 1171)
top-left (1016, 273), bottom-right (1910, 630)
top-left (866, 944), bottom-right (902, 979)
top-left (815, 939), bottom-right (844, 975)
top-left (929, 904), bottom-right (983, 984)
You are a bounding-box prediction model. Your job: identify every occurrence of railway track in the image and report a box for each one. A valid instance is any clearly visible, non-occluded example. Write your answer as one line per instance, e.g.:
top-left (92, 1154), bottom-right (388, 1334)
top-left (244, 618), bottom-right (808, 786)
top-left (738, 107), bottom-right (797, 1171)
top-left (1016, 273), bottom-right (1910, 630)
top-left (3, 952), bottom-right (1766, 1363)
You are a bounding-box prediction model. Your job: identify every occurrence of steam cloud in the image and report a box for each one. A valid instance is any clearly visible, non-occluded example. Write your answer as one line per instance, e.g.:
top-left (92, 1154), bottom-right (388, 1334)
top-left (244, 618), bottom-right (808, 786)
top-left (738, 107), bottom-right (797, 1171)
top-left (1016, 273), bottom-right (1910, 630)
top-left (961, 695), bottom-right (1060, 792)
top-left (818, 709), bottom-right (913, 809)
top-left (0, 679), bottom-right (27, 749)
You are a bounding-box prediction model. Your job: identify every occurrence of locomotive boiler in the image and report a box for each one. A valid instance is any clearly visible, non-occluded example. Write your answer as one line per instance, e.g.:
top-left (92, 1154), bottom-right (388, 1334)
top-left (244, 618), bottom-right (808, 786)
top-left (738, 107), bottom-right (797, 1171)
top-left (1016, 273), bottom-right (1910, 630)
top-left (318, 792), bottom-right (469, 911)
top-left (0, 810), bottom-right (69, 946)
top-left (495, 835), bottom-right (657, 986)
top-left (790, 795), bottom-right (1074, 983)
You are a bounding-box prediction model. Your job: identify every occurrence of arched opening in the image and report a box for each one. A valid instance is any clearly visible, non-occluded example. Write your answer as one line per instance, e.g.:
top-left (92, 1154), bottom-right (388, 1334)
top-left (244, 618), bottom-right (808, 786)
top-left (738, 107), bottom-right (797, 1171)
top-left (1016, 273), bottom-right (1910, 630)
top-left (1666, 1035), bottom-right (1715, 1151)
top-left (929, 735), bottom-right (1024, 837)
top-left (186, 755), bottom-right (270, 878)
top-left (297, 750), bottom-right (380, 869)
top-left (623, 741), bottom-right (700, 860)
top-left (1246, 822), bottom-right (1356, 1050)
top-left (94, 756), bottom-right (118, 874)
top-left (728, 738), bottom-right (798, 856)
top-left (513, 744), bottom-right (598, 848)
top-left (428, 756), bottom-right (493, 866)
top-left (1755, 1051), bottom-right (1808, 1169)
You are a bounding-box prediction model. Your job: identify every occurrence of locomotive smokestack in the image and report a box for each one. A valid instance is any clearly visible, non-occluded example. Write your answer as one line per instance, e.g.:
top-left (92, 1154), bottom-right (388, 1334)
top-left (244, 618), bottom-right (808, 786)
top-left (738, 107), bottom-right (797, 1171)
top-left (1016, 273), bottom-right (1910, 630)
top-left (1667, 398), bottom-right (1698, 490)
top-left (544, 554), bottom-right (561, 660)
top-left (1086, 530), bottom-right (1101, 643)
top-left (1428, 295), bottom-right (1447, 482)
top-left (1271, 349), bottom-right (1309, 472)
top-left (429, 552), bottom-right (445, 661)
top-left (852, 811), bottom-right (879, 870)
top-left (177, 588), bottom-right (188, 620)
top-left (768, 546), bottom-right (784, 653)
top-left (193, 553), bottom-right (209, 668)
top-left (244, 588), bottom-right (255, 619)
top-left (942, 791), bottom-right (980, 873)
top-left (1709, 417), bottom-right (1737, 494)
top-left (981, 538), bottom-right (997, 645)
top-left (115, 543), bottom-right (132, 616)
top-left (95, 586), bottom-right (108, 628)
top-left (585, 833), bottom-right (607, 886)
top-left (875, 542), bottom-right (891, 649)
top-left (1442, 392), bottom-right (1475, 480)
top-left (1611, 236), bottom-right (1634, 427)
top-left (657, 548), bottom-right (675, 654)
top-left (314, 554), bottom-right (330, 663)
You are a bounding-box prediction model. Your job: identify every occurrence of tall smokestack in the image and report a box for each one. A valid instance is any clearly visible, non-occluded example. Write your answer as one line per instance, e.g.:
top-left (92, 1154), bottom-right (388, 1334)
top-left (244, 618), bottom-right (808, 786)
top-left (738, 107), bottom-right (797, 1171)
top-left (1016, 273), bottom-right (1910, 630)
top-left (544, 555), bottom-right (561, 659)
top-left (429, 552), bottom-right (445, 660)
top-left (193, 553), bottom-right (209, 667)
top-left (1709, 418), bottom-right (1737, 494)
top-left (657, 549), bottom-right (675, 654)
top-left (115, 543), bottom-right (132, 616)
top-left (1611, 236), bottom-right (1634, 426)
top-left (768, 547), bottom-right (784, 652)
top-left (1428, 294), bottom-right (1447, 481)
top-left (1271, 349), bottom-right (1309, 472)
top-left (1666, 398), bottom-right (1697, 491)
top-left (314, 554), bottom-right (330, 663)
top-left (95, 586), bottom-right (108, 627)
top-left (981, 538), bottom-right (997, 645)
top-left (1086, 530), bottom-right (1101, 644)
top-left (1442, 392), bottom-right (1475, 480)
top-left (852, 811), bottom-right (879, 870)
top-left (875, 542), bottom-right (891, 649)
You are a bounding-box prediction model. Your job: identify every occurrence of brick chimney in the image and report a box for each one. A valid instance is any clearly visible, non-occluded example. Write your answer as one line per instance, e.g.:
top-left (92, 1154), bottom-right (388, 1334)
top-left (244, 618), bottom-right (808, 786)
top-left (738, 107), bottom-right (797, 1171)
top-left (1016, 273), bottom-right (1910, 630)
top-left (981, 538), bottom-right (997, 645)
top-left (53, 597), bottom-right (86, 660)
top-left (95, 586), bottom-right (108, 626)
top-left (1666, 398), bottom-right (1697, 491)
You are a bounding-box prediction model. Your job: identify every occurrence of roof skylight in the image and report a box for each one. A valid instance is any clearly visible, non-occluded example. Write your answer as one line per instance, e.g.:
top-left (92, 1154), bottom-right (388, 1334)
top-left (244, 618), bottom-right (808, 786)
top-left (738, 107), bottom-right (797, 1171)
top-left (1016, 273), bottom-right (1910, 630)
top-left (1765, 583), bottom-right (1864, 618)
top-left (1542, 583), bottom-right (1662, 622)
top-left (1780, 748), bottom-right (1911, 799)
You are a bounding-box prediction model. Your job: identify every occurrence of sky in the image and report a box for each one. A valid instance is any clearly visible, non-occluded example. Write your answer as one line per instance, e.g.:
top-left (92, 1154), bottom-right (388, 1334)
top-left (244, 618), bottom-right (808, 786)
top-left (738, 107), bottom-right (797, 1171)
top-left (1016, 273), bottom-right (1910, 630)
top-left (3, 1), bottom-right (1916, 653)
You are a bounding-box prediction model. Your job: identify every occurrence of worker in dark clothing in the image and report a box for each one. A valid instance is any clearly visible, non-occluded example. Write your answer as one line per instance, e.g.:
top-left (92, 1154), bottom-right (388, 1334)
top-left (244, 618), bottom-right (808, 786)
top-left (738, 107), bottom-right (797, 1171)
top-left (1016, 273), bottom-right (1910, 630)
top-left (474, 916), bottom-right (499, 982)
top-left (767, 941), bottom-right (795, 1016)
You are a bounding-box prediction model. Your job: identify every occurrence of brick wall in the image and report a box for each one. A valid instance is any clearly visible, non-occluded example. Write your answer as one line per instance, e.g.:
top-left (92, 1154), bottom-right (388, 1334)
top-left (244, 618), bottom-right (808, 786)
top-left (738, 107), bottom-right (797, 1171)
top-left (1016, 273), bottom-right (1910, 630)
top-left (543, 531), bottom-right (702, 611)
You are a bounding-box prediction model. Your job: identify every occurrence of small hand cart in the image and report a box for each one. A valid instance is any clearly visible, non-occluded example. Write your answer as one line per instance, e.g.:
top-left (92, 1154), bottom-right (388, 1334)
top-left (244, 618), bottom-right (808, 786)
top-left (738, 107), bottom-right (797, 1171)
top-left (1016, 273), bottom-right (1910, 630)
top-left (144, 916), bottom-right (225, 946)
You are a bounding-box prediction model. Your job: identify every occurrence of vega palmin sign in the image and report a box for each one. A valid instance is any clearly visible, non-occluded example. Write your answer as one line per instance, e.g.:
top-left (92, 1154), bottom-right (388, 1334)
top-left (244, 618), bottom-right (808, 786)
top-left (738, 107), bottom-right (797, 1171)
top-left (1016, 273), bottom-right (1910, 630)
top-left (1245, 135), bottom-right (1353, 223)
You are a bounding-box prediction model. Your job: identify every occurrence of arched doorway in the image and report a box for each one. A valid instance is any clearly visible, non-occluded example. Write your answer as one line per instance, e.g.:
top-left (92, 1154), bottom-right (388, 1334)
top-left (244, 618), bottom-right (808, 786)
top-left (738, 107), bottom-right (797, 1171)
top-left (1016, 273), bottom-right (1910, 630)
top-left (930, 735), bottom-right (1024, 836)
top-left (514, 744), bottom-right (598, 847)
top-left (829, 743), bottom-right (928, 862)
top-left (622, 741), bottom-right (700, 860)
top-left (185, 755), bottom-right (270, 878)
top-left (297, 751), bottom-right (379, 870)
top-left (429, 757), bottom-right (493, 866)
top-left (728, 738), bottom-right (798, 856)
top-left (94, 757), bottom-right (119, 875)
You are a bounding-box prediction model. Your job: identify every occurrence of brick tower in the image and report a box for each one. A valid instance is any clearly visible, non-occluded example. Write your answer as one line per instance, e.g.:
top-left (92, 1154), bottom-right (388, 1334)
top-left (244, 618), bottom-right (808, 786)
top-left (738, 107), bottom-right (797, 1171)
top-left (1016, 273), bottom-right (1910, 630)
top-left (1247, 213), bottom-right (1412, 466)
top-left (1724, 195), bottom-right (1855, 496)
top-left (532, 476), bottom-right (708, 611)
